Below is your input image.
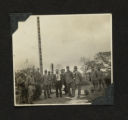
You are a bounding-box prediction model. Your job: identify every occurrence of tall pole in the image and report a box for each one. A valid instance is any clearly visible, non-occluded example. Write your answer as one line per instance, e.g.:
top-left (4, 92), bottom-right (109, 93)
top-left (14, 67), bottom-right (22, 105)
top-left (37, 16), bottom-right (43, 75)
top-left (51, 63), bottom-right (54, 74)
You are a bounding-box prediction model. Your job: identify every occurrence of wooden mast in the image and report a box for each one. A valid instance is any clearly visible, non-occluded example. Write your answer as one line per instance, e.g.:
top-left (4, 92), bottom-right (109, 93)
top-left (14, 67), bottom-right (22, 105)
top-left (37, 16), bottom-right (43, 75)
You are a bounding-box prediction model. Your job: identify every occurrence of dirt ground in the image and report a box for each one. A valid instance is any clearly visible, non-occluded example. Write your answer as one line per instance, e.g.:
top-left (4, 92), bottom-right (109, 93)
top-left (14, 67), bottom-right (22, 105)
top-left (33, 89), bottom-right (92, 105)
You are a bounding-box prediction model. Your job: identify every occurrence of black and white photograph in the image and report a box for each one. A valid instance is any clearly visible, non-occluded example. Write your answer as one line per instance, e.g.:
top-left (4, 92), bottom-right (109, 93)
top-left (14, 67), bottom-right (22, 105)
top-left (12, 14), bottom-right (113, 106)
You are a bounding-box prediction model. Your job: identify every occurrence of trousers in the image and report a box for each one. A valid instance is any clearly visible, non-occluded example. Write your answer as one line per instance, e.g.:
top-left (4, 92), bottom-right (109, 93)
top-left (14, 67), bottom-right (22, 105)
top-left (55, 81), bottom-right (62, 97)
top-left (43, 85), bottom-right (50, 98)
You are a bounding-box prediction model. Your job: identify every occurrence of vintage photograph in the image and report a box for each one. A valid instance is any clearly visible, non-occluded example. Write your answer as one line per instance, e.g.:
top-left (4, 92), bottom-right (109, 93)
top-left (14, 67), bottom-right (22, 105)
top-left (12, 14), bottom-right (113, 106)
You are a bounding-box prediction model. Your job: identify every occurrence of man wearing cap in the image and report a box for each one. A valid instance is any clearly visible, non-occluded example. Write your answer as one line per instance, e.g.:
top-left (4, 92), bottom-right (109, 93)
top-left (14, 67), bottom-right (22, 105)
top-left (26, 73), bottom-right (36, 104)
top-left (97, 67), bottom-right (105, 90)
top-left (47, 71), bottom-right (52, 94)
top-left (42, 70), bottom-right (51, 99)
top-left (90, 67), bottom-right (98, 91)
top-left (73, 66), bottom-right (82, 98)
top-left (64, 66), bottom-right (74, 97)
top-left (61, 69), bottom-right (67, 95)
top-left (17, 73), bottom-right (25, 103)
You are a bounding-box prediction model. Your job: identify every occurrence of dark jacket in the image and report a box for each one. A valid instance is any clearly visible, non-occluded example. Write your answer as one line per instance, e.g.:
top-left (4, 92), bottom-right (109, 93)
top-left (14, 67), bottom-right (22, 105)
top-left (64, 71), bottom-right (73, 84)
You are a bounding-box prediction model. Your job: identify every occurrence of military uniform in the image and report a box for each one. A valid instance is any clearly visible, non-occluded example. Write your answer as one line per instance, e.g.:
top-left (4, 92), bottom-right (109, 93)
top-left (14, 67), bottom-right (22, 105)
top-left (90, 70), bottom-right (98, 90)
top-left (73, 71), bottom-right (82, 97)
top-left (64, 71), bottom-right (73, 97)
top-left (17, 76), bottom-right (25, 104)
top-left (61, 73), bottom-right (67, 95)
top-left (42, 74), bottom-right (50, 98)
top-left (33, 71), bottom-right (42, 99)
top-left (26, 75), bottom-right (35, 104)
top-left (50, 73), bottom-right (56, 90)
top-left (47, 74), bottom-right (52, 94)
top-left (97, 70), bottom-right (104, 90)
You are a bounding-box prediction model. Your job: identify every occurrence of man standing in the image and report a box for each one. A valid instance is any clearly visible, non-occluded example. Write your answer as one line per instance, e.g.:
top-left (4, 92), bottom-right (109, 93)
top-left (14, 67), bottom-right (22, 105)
top-left (51, 71), bottom-right (56, 91)
top-left (17, 73), bottom-right (25, 104)
top-left (27, 73), bottom-right (35, 104)
top-left (90, 67), bottom-right (98, 91)
top-left (48, 71), bottom-right (52, 94)
top-left (42, 70), bottom-right (51, 99)
top-left (97, 67), bottom-right (104, 90)
top-left (33, 68), bottom-right (42, 100)
top-left (65, 66), bottom-right (74, 97)
top-left (55, 69), bottom-right (62, 97)
top-left (61, 69), bottom-right (67, 95)
top-left (73, 66), bottom-right (82, 98)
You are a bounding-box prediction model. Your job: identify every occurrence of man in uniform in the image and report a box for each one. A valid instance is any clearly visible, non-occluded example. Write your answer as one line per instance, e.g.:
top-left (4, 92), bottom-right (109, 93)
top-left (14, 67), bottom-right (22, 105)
top-left (26, 73), bottom-right (35, 104)
top-left (33, 68), bottom-right (42, 99)
top-left (48, 71), bottom-right (52, 94)
top-left (64, 66), bottom-right (74, 97)
top-left (97, 67), bottom-right (104, 91)
top-left (90, 67), bottom-right (98, 91)
top-left (60, 69), bottom-right (67, 95)
top-left (42, 70), bottom-right (51, 99)
top-left (50, 71), bottom-right (56, 91)
top-left (17, 73), bottom-right (25, 104)
top-left (73, 66), bottom-right (83, 98)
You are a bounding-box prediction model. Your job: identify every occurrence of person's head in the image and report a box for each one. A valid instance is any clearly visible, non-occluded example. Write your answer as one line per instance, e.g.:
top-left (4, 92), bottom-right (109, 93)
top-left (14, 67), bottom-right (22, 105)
top-left (48, 71), bottom-right (50, 75)
top-left (66, 66), bottom-right (70, 71)
top-left (56, 69), bottom-right (59, 74)
top-left (74, 66), bottom-right (78, 71)
top-left (61, 69), bottom-right (65, 74)
top-left (44, 70), bottom-right (47, 74)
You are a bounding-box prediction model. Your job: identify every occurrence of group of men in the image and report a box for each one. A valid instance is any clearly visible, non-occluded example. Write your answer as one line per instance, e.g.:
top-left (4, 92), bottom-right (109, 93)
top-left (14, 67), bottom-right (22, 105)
top-left (16, 69), bottom-right (42, 104)
top-left (90, 67), bottom-right (106, 91)
top-left (42, 66), bottom-right (83, 99)
top-left (16, 65), bottom-right (109, 104)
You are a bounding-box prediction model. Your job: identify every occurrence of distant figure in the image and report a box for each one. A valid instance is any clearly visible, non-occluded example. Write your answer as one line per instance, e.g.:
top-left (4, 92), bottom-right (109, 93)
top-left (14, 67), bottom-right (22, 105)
top-left (104, 70), bottom-right (111, 87)
top-left (65, 66), bottom-right (74, 97)
top-left (17, 73), bottom-right (25, 104)
top-left (51, 71), bottom-right (56, 90)
top-left (90, 67), bottom-right (98, 91)
top-left (26, 74), bottom-right (35, 104)
top-left (42, 70), bottom-right (51, 99)
top-left (33, 68), bottom-right (42, 100)
top-left (73, 66), bottom-right (82, 98)
top-left (55, 69), bottom-right (62, 97)
top-left (48, 71), bottom-right (52, 94)
top-left (61, 69), bottom-right (67, 95)
top-left (97, 67), bottom-right (105, 90)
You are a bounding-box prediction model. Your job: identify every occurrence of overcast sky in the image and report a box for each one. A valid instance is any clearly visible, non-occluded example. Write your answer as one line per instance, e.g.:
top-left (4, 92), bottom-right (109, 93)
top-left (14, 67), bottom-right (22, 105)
top-left (13, 14), bottom-right (112, 71)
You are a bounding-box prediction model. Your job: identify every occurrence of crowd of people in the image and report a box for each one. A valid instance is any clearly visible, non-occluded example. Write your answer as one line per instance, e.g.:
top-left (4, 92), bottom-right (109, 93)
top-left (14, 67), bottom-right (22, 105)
top-left (16, 65), bottom-right (111, 104)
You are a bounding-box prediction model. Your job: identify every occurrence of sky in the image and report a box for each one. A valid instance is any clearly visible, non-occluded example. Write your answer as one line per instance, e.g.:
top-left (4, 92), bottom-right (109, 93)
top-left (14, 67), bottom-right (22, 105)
top-left (12, 14), bottom-right (112, 72)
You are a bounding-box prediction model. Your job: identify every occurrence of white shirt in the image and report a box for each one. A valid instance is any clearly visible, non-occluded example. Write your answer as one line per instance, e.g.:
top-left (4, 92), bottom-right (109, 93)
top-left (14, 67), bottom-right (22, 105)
top-left (56, 73), bottom-right (61, 81)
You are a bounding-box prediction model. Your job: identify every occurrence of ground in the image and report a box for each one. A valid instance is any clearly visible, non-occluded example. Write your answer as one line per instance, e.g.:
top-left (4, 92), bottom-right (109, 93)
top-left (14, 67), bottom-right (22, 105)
top-left (33, 89), bottom-right (92, 105)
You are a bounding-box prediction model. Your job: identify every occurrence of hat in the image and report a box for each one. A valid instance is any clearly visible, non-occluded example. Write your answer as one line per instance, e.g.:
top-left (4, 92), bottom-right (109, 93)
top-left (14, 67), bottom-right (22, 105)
top-left (74, 66), bottom-right (77, 69)
top-left (66, 66), bottom-right (69, 68)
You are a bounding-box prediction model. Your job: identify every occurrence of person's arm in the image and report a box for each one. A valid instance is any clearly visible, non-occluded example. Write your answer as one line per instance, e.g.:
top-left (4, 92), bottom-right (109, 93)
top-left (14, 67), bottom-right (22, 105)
top-left (71, 72), bottom-right (74, 79)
